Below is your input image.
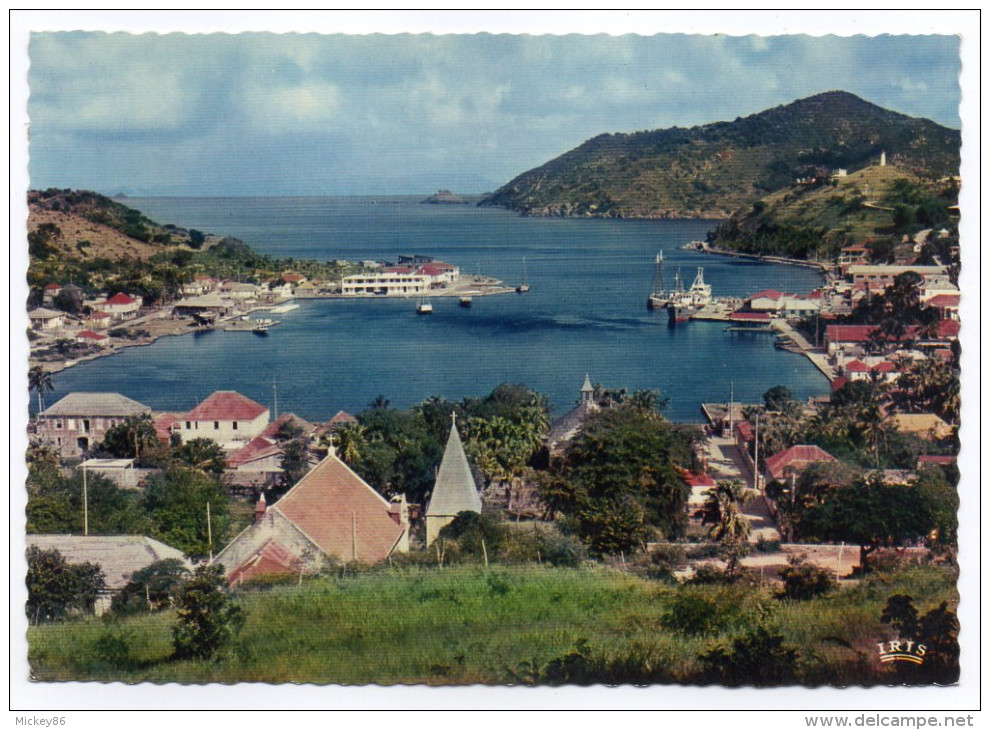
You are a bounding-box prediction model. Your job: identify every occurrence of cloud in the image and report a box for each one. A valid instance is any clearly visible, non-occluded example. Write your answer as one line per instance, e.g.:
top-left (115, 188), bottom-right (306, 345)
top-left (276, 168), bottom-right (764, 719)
top-left (26, 31), bottom-right (962, 195)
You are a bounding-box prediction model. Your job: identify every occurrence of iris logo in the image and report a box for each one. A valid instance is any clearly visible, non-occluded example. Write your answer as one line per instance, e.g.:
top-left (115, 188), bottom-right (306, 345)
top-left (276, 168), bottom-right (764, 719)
top-left (877, 639), bottom-right (927, 665)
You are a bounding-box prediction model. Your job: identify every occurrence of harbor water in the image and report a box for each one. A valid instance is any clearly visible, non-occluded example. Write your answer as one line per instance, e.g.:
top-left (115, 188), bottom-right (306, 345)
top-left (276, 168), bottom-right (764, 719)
top-left (44, 196), bottom-right (829, 422)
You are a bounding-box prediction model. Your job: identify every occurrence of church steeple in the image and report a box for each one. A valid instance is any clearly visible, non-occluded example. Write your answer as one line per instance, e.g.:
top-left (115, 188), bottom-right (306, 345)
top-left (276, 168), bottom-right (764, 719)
top-left (425, 412), bottom-right (481, 544)
top-left (581, 373), bottom-right (594, 405)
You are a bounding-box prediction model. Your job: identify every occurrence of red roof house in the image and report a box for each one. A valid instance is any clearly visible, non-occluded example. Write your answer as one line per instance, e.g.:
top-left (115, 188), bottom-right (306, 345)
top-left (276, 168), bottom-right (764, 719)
top-left (764, 445), bottom-right (837, 483)
top-left (179, 391), bottom-right (270, 448)
top-left (214, 451), bottom-right (410, 584)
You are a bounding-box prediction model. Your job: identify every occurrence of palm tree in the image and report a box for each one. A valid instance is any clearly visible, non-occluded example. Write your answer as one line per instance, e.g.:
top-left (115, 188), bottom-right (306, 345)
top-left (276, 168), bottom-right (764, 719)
top-left (28, 365), bottom-right (54, 415)
top-left (334, 423), bottom-right (367, 464)
top-left (696, 480), bottom-right (754, 543)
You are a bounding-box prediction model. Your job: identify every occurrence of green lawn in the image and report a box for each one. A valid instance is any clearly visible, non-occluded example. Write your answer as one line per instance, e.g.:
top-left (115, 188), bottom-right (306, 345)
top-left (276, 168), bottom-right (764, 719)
top-left (27, 562), bottom-right (958, 685)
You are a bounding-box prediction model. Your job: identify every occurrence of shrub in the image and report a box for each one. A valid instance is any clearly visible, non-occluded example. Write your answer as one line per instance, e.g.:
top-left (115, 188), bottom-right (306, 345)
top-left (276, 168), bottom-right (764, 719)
top-left (661, 590), bottom-right (742, 636)
top-left (755, 536), bottom-right (781, 553)
top-left (172, 564), bottom-right (244, 661)
top-left (698, 626), bottom-right (799, 686)
top-left (778, 558), bottom-right (837, 600)
top-left (645, 543), bottom-right (685, 581)
top-left (536, 529), bottom-right (586, 568)
top-left (92, 626), bottom-right (137, 671)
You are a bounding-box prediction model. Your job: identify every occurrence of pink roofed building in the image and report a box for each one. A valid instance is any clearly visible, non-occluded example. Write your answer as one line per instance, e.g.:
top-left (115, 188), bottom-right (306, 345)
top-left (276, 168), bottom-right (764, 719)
top-left (214, 450), bottom-right (410, 584)
top-left (764, 444), bottom-right (837, 485)
top-left (178, 391), bottom-right (270, 449)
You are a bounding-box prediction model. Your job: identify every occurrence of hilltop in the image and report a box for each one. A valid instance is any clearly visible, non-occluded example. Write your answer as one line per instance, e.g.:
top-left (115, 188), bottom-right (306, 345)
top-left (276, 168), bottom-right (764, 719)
top-left (707, 164), bottom-right (959, 260)
top-left (480, 91), bottom-right (960, 220)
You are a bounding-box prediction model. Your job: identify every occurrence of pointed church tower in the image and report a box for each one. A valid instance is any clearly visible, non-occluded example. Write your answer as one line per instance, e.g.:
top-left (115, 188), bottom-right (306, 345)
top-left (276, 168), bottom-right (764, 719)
top-left (425, 413), bottom-right (482, 544)
top-left (581, 373), bottom-right (594, 406)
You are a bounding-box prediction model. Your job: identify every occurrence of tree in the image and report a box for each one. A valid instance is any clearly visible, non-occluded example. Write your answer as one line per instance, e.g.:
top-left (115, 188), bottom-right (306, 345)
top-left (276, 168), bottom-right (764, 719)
top-left (173, 438), bottom-right (228, 476)
top-left (26, 546), bottom-right (106, 624)
top-left (26, 461), bottom-right (148, 535)
top-left (800, 473), bottom-right (934, 572)
top-left (111, 558), bottom-right (190, 615)
top-left (278, 439), bottom-right (312, 493)
top-left (695, 480), bottom-right (753, 577)
top-left (762, 385), bottom-right (797, 414)
top-left (99, 414), bottom-right (162, 464)
top-left (142, 466), bottom-right (229, 559)
top-left (171, 564), bottom-right (244, 661)
top-left (28, 365), bottom-right (54, 414)
top-left (550, 405), bottom-right (696, 555)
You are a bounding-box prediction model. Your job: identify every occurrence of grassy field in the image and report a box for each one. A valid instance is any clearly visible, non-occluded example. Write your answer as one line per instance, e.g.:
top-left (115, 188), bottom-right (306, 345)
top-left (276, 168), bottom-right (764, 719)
top-left (27, 562), bottom-right (958, 685)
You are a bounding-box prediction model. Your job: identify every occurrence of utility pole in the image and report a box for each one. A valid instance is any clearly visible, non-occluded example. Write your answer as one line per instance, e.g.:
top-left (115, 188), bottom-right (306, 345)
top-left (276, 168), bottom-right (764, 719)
top-left (206, 501), bottom-right (213, 562)
top-left (273, 376), bottom-right (279, 421)
top-left (753, 413), bottom-right (760, 493)
top-left (727, 381), bottom-right (734, 437)
top-left (82, 464), bottom-right (89, 536)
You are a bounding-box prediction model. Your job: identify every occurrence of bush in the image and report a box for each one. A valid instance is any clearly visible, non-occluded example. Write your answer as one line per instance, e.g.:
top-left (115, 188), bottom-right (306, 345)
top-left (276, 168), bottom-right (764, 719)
top-left (535, 529), bottom-right (586, 568)
top-left (698, 626), bottom-right (799, 686)
top-left (111, 559), bottom-right (190, 615)
top-left (660, 589), bottom-right (743, 636)
top-left (778, 558), bottom-right (837, 600)
top-left (645, 543), bottom-right (685, 581)
top-left (172, 565), bottom-right (244, 661)
top-left (755, 536), bottom-right (781, 553)
top-left (92, 626), bottom-right (137, 671)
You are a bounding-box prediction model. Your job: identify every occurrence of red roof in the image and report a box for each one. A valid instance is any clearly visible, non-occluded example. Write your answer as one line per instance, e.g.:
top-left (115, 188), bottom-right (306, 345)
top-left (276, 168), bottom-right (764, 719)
top-left (416, 265), bottom-right (445, 277)
top-left (917, 455), bottom-right (957, 465)
top-left (844, 360), bottom-right (871, 373)
top-left (749, 289), bottom-right (783, 300)
top-left (45, 283), bottom-right (62, 290)
top-left (764, 445), bottom-right (837, 482)
top-left (105, 293), bottom-right (137, 305)
top-left (872, 361), bottom-right (897, 374)
top-left (261, 413), bottom-right (314, 440)
top-left (227, 435), bottom-right (281, 468)
top-left (684, 471), bottom-right (716, 488)
top-left (841, 243), bottom-right (870, 252)
top-left (153, 412), bottom-right (181, 442)
top-left (273, 455), bottom-right (405, 563)
top-left (938, 320), bottom-right (960, 339)
top-left (282, 274), bottom-right (305, 283)
top-left (383, 267), bottom-right (415, 275)
top-left (730, 311), bottom-right (771, 322)
top-left (734, 420), bottom-right (754, 442)
top-left (927, 294), bottom-right (960, 308)
top-left (830, 376), bottom-right (850, 392)
top-left (89, 310), bottom-right (111, 319)
top-left (186, 391), bottom-right (268, 422)
top-left (75, 330), bottom-right (107, 341)
top-left (229, 539), bottom-right (305, 585)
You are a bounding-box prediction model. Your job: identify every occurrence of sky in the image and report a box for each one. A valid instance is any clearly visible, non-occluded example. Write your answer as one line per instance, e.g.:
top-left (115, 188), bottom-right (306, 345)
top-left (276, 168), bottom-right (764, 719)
top-left (25, 22), bottom-right (963, 197)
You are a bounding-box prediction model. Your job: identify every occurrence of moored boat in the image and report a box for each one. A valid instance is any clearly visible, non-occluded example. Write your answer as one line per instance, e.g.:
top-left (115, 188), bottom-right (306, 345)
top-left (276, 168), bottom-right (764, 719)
top-left (416, 297), bottom-right (433, 314)
top-left (516, 257), bottom-right (530, 293)
top-left (459, 296), bottom-right (472, 308)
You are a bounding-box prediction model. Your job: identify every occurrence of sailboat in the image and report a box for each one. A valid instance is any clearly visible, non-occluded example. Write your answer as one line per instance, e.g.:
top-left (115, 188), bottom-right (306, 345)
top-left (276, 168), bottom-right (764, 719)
top-left (667, 266), bottom-right (713, 324)
top-left (647, 251), bottom-right (671, 310)
top-left (416, 294), bottom-right (433, 315)
top-left (516, 258), bottom-right (530, 293)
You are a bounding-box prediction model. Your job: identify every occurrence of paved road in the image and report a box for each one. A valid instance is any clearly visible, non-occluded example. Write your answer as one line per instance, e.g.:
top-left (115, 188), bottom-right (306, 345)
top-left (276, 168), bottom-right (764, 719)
top-left (703, 435), bottom-right (781, 542)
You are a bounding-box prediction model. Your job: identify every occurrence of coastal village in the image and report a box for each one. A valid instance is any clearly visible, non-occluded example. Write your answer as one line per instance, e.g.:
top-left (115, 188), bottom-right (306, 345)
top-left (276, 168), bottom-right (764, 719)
top-left (24, 122), bottom-right (962, 683)
top-left (26, 176), bottom-right (961, 600)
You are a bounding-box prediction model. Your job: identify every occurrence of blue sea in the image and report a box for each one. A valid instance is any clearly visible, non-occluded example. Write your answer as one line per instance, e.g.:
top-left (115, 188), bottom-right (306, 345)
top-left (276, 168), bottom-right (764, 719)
top-left (46, 196), bottom-right (828, 422)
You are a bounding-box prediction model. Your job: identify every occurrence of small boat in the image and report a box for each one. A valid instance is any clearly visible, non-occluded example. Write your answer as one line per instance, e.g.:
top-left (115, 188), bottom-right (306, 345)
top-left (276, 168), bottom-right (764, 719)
top-left (516, 257), bottom-right (530, 293)
top-left (459, 296), bottom-right (472, 308)
top-left (416, 297), bottom-right (433, 315)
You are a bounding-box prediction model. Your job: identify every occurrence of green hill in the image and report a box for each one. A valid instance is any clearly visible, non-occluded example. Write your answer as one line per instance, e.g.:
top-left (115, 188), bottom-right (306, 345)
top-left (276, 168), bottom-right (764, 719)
top-left (480, 91), bottom-right (960, 220)
top-left (708, 164), bottom-right (959, 260)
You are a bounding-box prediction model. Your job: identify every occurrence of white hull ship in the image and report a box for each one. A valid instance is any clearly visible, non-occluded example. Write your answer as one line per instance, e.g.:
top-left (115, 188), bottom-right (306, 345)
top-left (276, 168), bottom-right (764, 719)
top-left (667, 267), bottom-right (712, 324)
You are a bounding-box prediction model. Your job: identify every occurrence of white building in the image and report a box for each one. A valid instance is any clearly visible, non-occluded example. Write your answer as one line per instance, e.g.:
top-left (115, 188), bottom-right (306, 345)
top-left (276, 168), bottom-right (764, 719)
top-left (341, 271), bottom-right (431, 296)
top-left (179, 390), bottom-right (270, 450)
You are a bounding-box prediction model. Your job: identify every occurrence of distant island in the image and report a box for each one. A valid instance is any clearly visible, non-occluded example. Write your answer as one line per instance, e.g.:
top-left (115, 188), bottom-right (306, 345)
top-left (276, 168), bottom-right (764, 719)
top-left (421, 189), bottom-right (470, 205)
